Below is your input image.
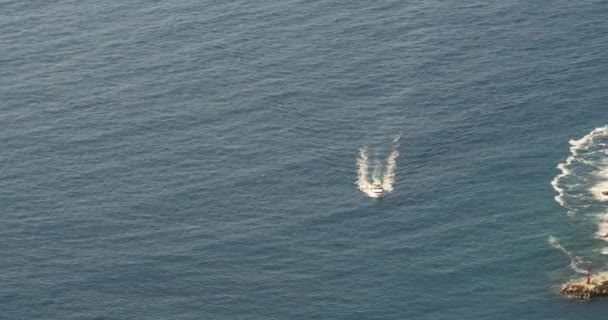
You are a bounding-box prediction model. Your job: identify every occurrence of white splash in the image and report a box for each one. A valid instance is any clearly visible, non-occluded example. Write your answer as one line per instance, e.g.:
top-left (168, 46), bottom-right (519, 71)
top-left (548, 236), bottom-right (587, 274)
top-left (590, 181), bottom-right (608, 202)
top-left (551, 126), bottom-right (608, 215)
top-left (357, 146), bottom-right (378, 198)
top-left (382, 150), bottom-right (399, 192)
top-left (357, 137), bottom-right (400, 198)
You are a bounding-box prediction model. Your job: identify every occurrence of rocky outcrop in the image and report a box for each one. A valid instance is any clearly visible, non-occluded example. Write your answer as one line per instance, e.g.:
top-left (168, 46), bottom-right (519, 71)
top-left (561, 274), bottom-right (608, 299)
top-left (561, 284), bottom-right (599, 299)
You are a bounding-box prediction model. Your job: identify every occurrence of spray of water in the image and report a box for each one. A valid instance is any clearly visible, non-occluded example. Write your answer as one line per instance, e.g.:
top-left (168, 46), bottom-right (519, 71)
top-left (357, 136), bottom-right (400, 198)
top-left (382, 150), bottom-right (399, 192)
top-left (357, 146), bottom-right (377, 198)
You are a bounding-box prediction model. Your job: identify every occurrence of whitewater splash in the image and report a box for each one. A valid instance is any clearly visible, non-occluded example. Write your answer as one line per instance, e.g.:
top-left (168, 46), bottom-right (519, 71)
top-left (551, 126), bottom-right (608, 215)
top-left (548, 236), bottom-right (587, 274)
top-left (357, 137), bottom-right (400, 198)
top-left (550, 126), bottom-right (608, 275)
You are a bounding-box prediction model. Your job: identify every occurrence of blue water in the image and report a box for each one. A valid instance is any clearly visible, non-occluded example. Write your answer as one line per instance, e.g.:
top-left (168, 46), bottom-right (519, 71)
top-left (2, 0), bottom-right (608, 319)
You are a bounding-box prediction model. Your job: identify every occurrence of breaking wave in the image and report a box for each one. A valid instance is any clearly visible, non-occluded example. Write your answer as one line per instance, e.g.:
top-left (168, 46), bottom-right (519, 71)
top-left (550, 126), bottom-right (608, 274)
top-left (548, 236), bottom-right (587, 274)
top-left (551, 126), bottom-right (608, 215)
top-left (357, 136), bottom-right (400, 198)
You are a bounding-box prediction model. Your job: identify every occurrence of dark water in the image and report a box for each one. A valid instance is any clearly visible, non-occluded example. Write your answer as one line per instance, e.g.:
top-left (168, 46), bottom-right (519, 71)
top-left (2, 0), bottom-right (608, 319)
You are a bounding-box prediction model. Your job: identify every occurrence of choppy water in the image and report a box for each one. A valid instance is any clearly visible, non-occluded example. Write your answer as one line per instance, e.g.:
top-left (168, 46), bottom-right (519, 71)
top-left (2, 0), bottom-right (608, 319)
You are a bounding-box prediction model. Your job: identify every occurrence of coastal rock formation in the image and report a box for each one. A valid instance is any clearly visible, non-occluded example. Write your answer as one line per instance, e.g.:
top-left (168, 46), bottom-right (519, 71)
top-left (561, 273), bottom-right (608, 299)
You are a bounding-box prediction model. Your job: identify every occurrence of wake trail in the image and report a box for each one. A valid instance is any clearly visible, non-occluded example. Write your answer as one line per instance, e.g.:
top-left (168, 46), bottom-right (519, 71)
top-left (357, 146), bottom-right (378, 198)
top-left (356, 135), bottom-right (401, 198)
top-left (382, 149), bottom-right (399, 192)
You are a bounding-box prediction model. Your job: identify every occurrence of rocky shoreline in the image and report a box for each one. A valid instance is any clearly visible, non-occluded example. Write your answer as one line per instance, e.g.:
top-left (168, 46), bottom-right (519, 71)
top-left (561, 273), bottom-right (608, 300)
top-left (561, 283), bottom-right (608, 299)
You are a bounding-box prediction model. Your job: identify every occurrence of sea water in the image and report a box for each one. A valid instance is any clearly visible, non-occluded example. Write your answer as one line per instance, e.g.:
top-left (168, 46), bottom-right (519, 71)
top-left (2, 0), bottom-right (608, 319)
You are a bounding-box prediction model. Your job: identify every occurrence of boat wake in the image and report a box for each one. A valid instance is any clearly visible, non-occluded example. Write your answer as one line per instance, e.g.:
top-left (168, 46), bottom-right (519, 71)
top-left (357, 136), bottom-right (400, 198)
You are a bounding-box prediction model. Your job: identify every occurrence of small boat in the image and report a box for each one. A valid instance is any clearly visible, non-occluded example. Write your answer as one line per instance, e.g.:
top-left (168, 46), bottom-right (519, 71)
top-left (371, 182), bottom-right (384, 197)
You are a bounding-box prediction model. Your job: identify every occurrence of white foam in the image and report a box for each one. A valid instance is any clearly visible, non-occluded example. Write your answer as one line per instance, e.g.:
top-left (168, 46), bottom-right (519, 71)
top-left (548, 236), bottom-right (587, 274)
top-left (392, 134), bottom-right (401, 144)
top-left (552, 155), bottom-right (577, 214)
top-left (551, 126), bottom-right (608, 215)
top-left (382, 149), bottom-right (399, 192)
top-left (590, 181), bottom-right (608, 202)
top-left (594, 167), bottom-right (608, 179)
top-left (550, 127), bottom-right (608, 274)
top-left (596, 213), bottom-right (608, 241)
top-left (357, 146), bottom-right (379, 198)
top-left (356, 137), bottom-right (400, 198)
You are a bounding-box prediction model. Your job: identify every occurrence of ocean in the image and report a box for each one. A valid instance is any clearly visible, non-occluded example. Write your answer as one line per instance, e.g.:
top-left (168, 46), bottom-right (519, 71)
top-left (2, 0), bottom-right (608, 319)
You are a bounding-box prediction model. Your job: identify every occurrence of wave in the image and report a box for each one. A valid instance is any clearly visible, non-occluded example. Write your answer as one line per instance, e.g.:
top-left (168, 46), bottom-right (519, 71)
top-left (550, 126), bottom-right (608, 275)
top-left (548, 236), bottom-right (587, 274)
top-left (590, 181), bottom-right (608, 202)
top-left (551, 126), bottom-right (608, 215)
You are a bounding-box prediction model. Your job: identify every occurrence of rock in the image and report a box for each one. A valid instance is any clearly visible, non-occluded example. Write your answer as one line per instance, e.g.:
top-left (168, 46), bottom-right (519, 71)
top-left (560, 273), bottom-right (608, 299)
